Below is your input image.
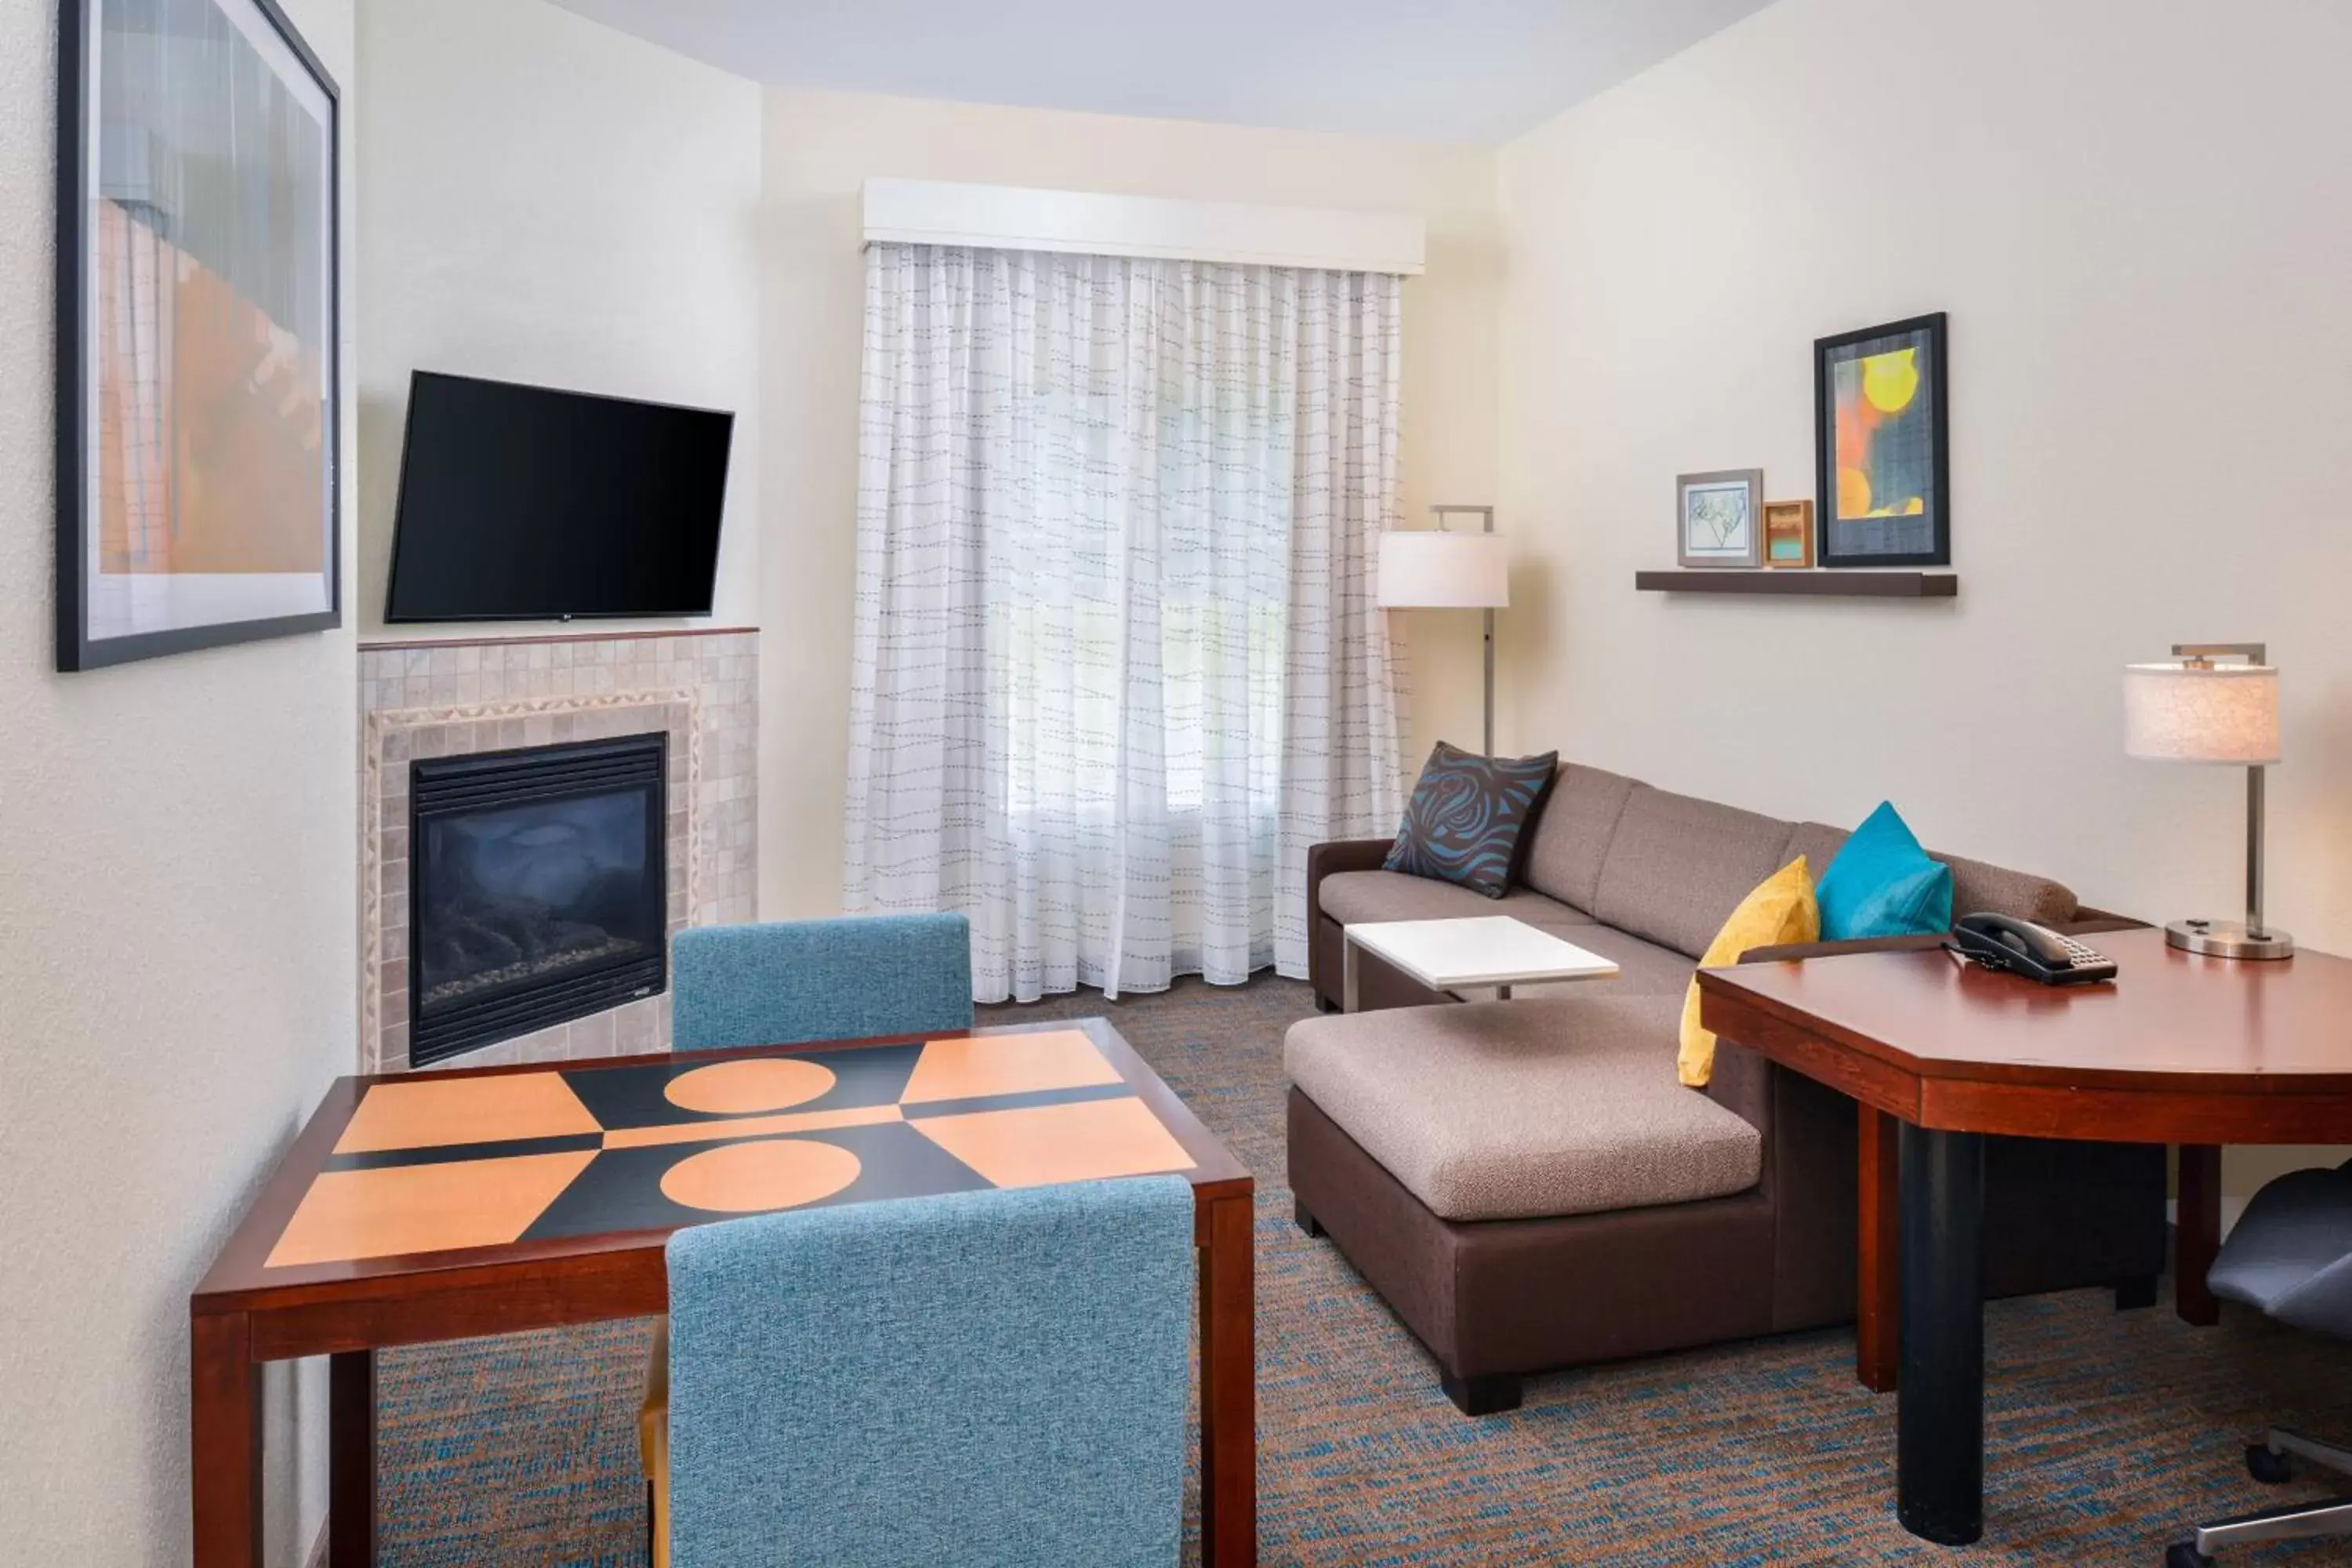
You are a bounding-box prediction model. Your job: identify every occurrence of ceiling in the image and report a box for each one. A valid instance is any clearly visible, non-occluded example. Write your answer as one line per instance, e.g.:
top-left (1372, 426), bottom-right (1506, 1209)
top-left (543, 0), bottom-right (1777, 145)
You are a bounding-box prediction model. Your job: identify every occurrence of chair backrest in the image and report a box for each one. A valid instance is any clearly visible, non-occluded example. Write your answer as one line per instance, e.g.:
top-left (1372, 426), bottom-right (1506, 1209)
top-left (2208, 1162), bottom-right (2352, 1337)
top-left (670, 913), bottom-right (974, 1050)
top-left (664, 1176), bottom-right (1192, 1568)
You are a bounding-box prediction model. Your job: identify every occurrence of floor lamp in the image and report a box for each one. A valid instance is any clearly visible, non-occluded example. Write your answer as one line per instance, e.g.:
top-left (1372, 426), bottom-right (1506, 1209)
top-left (1376, 506), bottom-right (1510, 757)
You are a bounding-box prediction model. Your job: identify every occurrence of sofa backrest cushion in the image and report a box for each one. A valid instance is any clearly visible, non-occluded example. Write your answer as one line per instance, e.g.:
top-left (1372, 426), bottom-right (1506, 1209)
top-left (1591, 786), bottom-right (1799, 960)
top-left (1783, 823), bottom-right (1852, 880)
top-left (1788, 822), bottom-right (2078, 927)
top-left (1520, 763), bottom-right (1638, 911)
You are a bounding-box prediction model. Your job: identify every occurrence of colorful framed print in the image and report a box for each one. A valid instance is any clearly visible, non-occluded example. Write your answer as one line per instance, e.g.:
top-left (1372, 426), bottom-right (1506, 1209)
top-left (1677, 469), bottom-right (1764, 568)
top-left (56, 0), bottom-right (342, 671)
top-left (1813, 313), bottom-right (1949, 568)
top-left (1762, 500), bottom-right (1815, 567)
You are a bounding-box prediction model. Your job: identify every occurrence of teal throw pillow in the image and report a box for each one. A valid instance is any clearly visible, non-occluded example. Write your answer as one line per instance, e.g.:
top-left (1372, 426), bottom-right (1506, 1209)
top-left (1817, 801), bottom-right (1955, 940)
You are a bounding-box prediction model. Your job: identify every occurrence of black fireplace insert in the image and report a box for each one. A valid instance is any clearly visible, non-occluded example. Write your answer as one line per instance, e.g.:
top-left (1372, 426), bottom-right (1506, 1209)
top-left (408, 733), bottom-right (667, 1065)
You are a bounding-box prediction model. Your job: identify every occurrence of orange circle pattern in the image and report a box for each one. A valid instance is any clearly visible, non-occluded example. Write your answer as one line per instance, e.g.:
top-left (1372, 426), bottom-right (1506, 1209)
top-left (662, 1058), bottom-right (837, 1115)
top-left (659, 1139), bottom-right (863, 1214)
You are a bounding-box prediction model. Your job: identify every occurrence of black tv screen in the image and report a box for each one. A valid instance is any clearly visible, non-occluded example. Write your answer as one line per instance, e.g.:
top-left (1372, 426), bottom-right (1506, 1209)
top-left (384, 372), bottom-right (732, 622)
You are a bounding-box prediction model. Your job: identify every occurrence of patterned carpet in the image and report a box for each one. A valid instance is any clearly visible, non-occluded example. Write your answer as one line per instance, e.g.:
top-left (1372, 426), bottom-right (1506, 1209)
top-left (379, 975), bottom-right (2352, 1565)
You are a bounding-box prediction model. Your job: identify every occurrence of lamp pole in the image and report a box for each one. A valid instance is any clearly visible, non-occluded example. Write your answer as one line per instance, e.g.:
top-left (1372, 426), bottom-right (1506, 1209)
top-left (1432, 505), bottom-right (1497, 756)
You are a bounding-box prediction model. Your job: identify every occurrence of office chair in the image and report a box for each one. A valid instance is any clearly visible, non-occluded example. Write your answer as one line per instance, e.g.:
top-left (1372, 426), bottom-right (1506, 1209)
top-left (2170, 1160), bottom-right (2352, 1566)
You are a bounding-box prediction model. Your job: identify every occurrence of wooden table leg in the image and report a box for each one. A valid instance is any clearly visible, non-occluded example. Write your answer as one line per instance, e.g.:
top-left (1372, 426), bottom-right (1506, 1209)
top-left (1199, 1189), bottom-right (1257, 1568)
top-left (192, 1312), bottom-right (263, 1568)
top-left (2177, 1144), bottom-right (2222, 1327)
top-left (331, 1350), bottom-right (376, 1566)
top-left (1857, 1105), bottom-right (1901, 1393)
top-left (1341, 935), bottom-right (1360, 1014)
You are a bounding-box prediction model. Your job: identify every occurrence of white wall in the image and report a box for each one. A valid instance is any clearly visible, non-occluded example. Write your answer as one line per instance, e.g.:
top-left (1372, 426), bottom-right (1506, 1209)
top-left (1495, 0), bottom-right (2352, 1196)
top-left (758, 87), bottom-right (1503, 917)
top-left (356, 0), bottom-right (764, 637)
top-left (0, 0), bottom-right (358, 1559)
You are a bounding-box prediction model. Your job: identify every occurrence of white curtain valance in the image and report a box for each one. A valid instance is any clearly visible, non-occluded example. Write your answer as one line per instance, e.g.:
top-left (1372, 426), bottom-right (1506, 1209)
top-left (860, 177), bottom-right (1426, 276)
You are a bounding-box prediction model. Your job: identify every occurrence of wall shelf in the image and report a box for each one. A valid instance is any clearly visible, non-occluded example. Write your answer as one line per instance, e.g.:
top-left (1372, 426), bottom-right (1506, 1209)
top-left (1634, 570), bottom-right (1958, 598)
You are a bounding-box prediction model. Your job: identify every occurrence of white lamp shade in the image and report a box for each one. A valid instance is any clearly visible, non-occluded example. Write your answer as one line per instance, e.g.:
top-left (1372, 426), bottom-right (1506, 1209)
top-left (2123, 662), bottom-right (2281, 764)
top-left (1376, 529), bottom-right (1508, 610)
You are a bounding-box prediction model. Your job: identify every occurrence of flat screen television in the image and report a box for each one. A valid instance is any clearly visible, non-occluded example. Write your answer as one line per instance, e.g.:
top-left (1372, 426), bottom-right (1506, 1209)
top-left (384, 372), bottom-right (732, 622)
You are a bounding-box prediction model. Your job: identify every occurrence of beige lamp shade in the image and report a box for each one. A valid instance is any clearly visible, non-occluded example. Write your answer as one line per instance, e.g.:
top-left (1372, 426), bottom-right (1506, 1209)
top-left (1375, 529), bottom-right (1508, 610)
top-left (2123, 662), bottom-right (2281, 764)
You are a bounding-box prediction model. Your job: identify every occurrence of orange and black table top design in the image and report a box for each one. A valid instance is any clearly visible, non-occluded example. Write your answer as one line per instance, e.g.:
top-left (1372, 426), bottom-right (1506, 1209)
top-left (266, 1027), bottom-right (1201, 1270)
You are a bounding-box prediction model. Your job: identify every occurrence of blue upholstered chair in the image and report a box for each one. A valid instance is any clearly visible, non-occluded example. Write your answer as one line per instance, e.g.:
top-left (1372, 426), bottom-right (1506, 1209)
top-left (648, 1177), bottom-right (1193, 1568)
top-left (670, 913), bottom-right (974, 1051)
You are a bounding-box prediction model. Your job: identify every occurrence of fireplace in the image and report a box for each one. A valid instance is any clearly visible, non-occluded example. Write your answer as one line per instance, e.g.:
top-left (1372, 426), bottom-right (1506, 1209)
top-left (408, 733), bottom-right (667, 1066)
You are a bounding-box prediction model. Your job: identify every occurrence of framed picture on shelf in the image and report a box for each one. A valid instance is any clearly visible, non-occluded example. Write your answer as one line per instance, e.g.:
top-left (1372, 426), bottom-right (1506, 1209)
top-left (1813, 313), bottom-right (1948, 568)
top-left (1762, 500), bottom-right (1815, 567)
top-left (1676, 469), bottom-right (1764, 568)
top-left (56, 0), bottom-right (342, 671)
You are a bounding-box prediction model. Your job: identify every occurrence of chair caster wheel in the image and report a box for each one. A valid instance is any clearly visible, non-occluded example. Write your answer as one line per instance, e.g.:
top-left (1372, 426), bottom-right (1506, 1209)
top-left (2247, 1442), bottom-right (2295, 1484)
top-left (2167, 1542), bottom-right (2215, 1568)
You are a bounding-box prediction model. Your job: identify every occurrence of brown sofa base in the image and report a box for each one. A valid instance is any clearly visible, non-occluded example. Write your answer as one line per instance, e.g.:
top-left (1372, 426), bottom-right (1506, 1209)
top-left (1288, 1087), bottom-right (1779, 1389)
top-left (1289, 1087), bottom-right (2165, 1412)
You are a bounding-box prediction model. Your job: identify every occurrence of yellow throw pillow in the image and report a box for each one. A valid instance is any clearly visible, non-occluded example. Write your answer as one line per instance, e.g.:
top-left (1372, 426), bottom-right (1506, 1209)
top-left (1678, 857), bottom-right (1820, 1087)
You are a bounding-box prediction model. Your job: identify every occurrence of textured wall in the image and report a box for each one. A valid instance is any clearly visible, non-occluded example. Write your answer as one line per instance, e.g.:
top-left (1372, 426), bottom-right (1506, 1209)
top-left (0, 0), bottom-right (358, 1560)
top-left (1494, 0), bottom-right (2352, 1200)
top-left (756, 87), bottom-right (1504, 919)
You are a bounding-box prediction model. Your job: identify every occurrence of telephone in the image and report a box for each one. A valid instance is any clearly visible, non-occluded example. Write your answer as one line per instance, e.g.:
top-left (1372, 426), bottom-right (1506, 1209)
top-left (1949, 912), bottom-right (2118, 985)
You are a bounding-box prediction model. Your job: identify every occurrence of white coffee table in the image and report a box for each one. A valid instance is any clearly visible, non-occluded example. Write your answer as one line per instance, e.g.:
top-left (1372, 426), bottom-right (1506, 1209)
top-left (1341, 914), bottom-right (1621, 1011)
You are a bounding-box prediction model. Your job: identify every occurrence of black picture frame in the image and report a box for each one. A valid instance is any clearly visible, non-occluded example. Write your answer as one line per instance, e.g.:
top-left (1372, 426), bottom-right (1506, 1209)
top-left (1813, 312), bottom-right (1949, 568)
top-left (56, 0), bottom-right (343, 671)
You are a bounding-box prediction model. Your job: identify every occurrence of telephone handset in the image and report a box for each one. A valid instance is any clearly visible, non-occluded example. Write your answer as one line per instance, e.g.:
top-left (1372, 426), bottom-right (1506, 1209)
top-left (1949, 912), bottom-right (2118, 985)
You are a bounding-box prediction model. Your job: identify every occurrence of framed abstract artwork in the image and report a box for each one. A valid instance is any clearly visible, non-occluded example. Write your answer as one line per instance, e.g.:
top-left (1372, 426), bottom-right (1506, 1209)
top-left (1813, 313), bottom-right (1948, 568)
top-left (1676, 469), bottom-right (1763, 568)
top-left (56, 0), bottom-right (341, 671)
top-left (1762, 500), bottom-right (1815, 567)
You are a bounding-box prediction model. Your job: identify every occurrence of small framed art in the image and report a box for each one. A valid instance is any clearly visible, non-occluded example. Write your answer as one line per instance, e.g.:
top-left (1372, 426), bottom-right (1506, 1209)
top-left (1676, 469), bottom-right (1763, 568)
top-left (1762, 500), bottom-right (1815, 567)
top-left (1814, 313), bottom-right (1949, 568)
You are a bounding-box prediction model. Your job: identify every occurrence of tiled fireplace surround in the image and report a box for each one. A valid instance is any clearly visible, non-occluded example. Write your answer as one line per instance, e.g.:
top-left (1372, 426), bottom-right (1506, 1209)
top-left (359, 627), bottom-right (758, 1074)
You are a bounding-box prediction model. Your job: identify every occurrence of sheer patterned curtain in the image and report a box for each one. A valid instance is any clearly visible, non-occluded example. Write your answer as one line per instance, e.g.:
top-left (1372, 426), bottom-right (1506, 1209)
top-left (844, 244), bottom-right (1405, 1003)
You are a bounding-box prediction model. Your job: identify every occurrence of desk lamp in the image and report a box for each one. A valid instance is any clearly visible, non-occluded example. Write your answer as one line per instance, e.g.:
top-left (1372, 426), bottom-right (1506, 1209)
top-left (2123, 642), bottom-right (2292, 958)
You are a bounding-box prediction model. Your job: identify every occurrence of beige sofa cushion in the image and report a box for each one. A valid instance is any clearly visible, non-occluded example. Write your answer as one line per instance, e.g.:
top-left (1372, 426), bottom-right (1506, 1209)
top-left (1590, 786), bottom-right (1798, 959)
top-left (1316, 869), bottom-right (1593, 929)
top-left (1283, 995), bottom-right (1763, 1222)
top-left (1508, 924), bottom-right (1694, 999)
top-left (1520, 763), bottom-right (1638, 912)
top-left (1786, 822), bottom-right (2078, 927)
top-left (1783, 823), bottom-right (1852, 884)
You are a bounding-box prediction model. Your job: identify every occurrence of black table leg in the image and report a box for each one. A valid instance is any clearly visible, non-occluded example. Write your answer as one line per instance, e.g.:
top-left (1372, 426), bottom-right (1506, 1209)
top-left (1897, 1122), bottom-right (1984, 1546)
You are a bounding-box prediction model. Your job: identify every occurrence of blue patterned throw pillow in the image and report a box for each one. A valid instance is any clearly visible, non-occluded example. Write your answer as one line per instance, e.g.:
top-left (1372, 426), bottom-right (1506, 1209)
top-left (1383, 742), bottom-right (1560, 898)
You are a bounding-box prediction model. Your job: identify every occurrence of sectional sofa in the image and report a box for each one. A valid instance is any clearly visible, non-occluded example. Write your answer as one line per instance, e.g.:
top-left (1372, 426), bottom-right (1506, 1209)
top-left (1285, 762), bottom-right (2169, 1413)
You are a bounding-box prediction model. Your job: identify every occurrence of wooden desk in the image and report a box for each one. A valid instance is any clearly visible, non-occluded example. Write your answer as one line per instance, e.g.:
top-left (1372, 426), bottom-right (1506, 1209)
top-left (1699, 928), bottom-right (2352, 1548)
top-left (191, 1018), bottom-right (1255, 1567)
